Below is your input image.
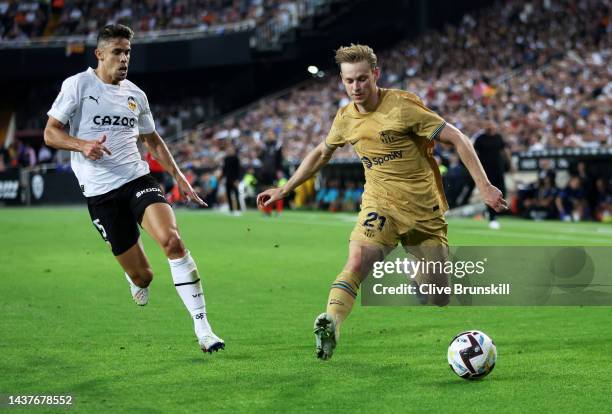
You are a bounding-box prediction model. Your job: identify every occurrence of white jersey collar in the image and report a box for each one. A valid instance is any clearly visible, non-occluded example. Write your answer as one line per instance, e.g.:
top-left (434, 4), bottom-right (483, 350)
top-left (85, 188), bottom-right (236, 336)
top-left (87, 67), bottom-right (122, 89)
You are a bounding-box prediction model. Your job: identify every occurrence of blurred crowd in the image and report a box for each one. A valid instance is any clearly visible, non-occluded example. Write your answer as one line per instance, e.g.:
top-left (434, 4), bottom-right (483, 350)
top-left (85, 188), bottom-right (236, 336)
top-left (515, 162), bottom-right (612, 223)
top-left (171, 0), bottom-right (610, 172)
top-left (0, 139), bottom-right (54, 173)
top-left (3, 0), bottom-right (611, 220)
top-left (161, 0), bottom-right (612, 220)
top-left (0, 0), bottom-right (303, 41)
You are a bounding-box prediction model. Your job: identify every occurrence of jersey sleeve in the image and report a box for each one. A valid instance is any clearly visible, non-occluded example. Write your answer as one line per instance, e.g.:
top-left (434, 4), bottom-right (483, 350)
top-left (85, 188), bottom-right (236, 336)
top-left (324, 110), bottom-right (346, 148)
top-left (401, 95), bottom-right (446, 140)
top-left (47, 77), bottom-right (79, 124)
top-left (138, 93), bottom-right (156, 134)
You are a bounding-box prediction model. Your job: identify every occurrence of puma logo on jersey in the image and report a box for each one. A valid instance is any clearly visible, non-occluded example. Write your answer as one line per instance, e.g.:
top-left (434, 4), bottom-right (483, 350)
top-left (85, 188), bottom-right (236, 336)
top-left (86, 95), bottom-right (100, 104)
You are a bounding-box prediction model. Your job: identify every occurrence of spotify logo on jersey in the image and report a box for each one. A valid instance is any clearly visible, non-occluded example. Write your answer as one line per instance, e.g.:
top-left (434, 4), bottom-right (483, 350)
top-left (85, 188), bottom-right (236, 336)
top-left (361, 151), bottom-right (403, 169)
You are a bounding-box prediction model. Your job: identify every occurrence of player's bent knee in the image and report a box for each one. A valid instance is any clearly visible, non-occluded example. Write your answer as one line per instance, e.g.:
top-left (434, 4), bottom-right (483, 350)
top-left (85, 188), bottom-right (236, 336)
top-left (346, 243), bottom-right (384, 276)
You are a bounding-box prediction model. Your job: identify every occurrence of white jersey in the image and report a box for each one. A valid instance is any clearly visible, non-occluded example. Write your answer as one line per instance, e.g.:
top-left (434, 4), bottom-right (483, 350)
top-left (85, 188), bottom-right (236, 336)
top-left (48, 67), bottom-right (156, 197)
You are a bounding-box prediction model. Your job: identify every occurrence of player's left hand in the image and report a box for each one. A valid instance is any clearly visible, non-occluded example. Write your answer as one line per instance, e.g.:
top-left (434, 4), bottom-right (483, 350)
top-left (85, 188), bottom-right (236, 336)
top-left (176, 174), bottom-right (207, 207)
top-left (481, 184), bottom-right (508, 212)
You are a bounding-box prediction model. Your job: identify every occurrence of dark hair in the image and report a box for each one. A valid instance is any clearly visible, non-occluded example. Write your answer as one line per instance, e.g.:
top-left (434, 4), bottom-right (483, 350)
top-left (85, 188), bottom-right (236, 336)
top-left (97, 24), bottom-right (133, 46)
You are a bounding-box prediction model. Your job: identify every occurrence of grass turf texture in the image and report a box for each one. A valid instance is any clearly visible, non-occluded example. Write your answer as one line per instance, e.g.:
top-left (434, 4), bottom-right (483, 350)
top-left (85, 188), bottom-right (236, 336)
top-left (1, 208), bottom-right (611, 413)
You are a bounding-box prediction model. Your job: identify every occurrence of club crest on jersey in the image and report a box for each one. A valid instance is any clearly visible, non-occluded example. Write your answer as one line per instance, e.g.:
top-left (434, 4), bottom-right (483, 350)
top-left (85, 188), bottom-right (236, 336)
top-left (379, 130), bottom-right (400, 144)
top-left (127, 96), bottom-right (137, 112)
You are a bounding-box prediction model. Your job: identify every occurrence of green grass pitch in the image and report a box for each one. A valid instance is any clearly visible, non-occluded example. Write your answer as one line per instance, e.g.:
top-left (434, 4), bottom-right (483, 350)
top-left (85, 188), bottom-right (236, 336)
top-left (1, 208), bottom-right (611, 413)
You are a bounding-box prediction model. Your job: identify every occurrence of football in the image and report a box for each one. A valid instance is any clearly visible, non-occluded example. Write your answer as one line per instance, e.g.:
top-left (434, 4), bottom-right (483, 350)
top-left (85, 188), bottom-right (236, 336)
top-left (448, 330), bottom-right (497, 380)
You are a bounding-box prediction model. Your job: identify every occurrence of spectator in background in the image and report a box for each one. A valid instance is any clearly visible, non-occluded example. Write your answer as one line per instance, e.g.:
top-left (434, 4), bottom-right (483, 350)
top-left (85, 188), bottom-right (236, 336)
top-left (167, 168), bottom-right (196, 206)
top-left (37, 144), bottom-right (53, 164)
top-left (443, 153), bottom-right (473, 208)
top-left (193, 171), bottom-right (218, 208)
top-left (0, 151), bottom-right (6, 172)
top-left (222, 145), bottom-right (242, 216)
top-left (316, 179), bottom-right (340, 212)
top-left (341, 181), bottom-right (362, 212)
top-left (523, 174), bottom-right (558, 220)
top-left (240, 167), bottom-right (257, 208)
top-left (292, 176), bottom-right (316, 209)
top-left (272, 170), bottom-right (288, 215)
top-left (573, 161), bottom-right (602, 216)
top-left (145, 151), bottom-right (168, 192)
top-left (593, 178), bottom-right (612, 222)
top-left (0, 146), bottom-right (9, 171)
top-left (16, 140), bottom-right (36, 167)
top-left (556, 176), bottom-right (589, 222)
top-left (258, 133), bottom-right (283, 187)
top-left (258, 134), bottom-right (283, 215)
top-left (473, 121), bottom-right (511, 229)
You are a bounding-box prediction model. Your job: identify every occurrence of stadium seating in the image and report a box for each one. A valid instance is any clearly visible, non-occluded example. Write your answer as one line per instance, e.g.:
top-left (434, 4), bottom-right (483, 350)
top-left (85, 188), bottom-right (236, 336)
top-left (172, 0), bottom-right (610, 169)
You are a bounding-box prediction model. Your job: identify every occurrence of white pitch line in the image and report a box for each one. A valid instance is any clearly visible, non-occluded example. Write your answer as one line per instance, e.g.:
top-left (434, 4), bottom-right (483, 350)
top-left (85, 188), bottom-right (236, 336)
top-left (454, 228), bottom-right (612, 244)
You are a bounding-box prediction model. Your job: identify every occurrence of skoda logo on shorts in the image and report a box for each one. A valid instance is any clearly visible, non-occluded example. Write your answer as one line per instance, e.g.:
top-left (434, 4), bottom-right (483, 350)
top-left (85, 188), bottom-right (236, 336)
top-left (361, 156), bottom-right (373, 169)
top-left (136, 187), bottom-right (161, 198)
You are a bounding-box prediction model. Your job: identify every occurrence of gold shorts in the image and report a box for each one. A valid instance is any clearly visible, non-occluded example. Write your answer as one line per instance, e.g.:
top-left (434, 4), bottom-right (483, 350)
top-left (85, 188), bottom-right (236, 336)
top-left (350, 196), bottom-right (448, 248)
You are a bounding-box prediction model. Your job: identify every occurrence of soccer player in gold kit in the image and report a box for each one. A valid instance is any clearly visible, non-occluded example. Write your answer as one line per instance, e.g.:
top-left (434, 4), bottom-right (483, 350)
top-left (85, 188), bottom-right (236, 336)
top-left (257, 44), bottom-right (507, 360)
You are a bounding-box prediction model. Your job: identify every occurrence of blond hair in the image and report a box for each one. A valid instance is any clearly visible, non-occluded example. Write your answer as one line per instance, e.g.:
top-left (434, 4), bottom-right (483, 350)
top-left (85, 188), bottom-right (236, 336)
top-left (334, 44), bottom-right (377, 69)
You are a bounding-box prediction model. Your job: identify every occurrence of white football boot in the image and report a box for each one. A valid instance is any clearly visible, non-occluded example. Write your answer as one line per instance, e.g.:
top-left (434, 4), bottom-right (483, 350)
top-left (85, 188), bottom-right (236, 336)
top-left (314, 312), bottom-right (337, 360)
top-left (125, 273), bottom-right (149, 306)
top-left (198, 333), bottom-right (225, 354)
top-left (488, 220), bottom-right (501, 230)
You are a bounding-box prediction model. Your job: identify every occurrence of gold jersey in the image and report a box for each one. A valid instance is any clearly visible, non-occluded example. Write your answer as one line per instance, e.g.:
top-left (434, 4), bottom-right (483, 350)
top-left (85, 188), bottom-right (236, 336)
top-left (325, 88), bottom-right (448, 220)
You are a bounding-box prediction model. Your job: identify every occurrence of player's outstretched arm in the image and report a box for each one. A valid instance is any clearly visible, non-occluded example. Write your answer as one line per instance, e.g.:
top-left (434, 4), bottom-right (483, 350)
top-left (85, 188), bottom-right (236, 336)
top-left (257, 141), bottom-right (336, 207)
top-left (140, 131), bottom-right (206, 206)
top-left (438, 124), bottom-right (508, 212)
top-left (44, 116), bottom-right (111, 160)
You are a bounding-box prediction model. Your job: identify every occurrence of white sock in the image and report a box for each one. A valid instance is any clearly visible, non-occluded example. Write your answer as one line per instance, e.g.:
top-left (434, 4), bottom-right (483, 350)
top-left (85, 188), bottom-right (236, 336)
top-left (125, 273), bottom-right (138, 289)
top-left (169, 251), bottom-right (212, 339)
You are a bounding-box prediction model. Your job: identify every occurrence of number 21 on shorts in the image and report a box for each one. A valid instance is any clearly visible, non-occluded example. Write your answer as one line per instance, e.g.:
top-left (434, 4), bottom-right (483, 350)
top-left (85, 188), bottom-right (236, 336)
top-left (363, 212), bottom-right (387, 231)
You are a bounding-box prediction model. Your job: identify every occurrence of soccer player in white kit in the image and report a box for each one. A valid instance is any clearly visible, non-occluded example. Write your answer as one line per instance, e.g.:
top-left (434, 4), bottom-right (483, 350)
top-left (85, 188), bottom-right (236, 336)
top-left (44, 24), bottom-right (224, 354)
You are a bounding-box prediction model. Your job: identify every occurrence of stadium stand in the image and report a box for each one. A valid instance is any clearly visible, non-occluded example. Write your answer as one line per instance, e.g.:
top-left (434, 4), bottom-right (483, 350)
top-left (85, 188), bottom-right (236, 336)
top-left (163, 0), bottom-right (610, 219)
top-left (173, 0), bottom-right (610, 169)
top-left (0, 0), bottom-right (331, 46)
top-left (2, 0), bottom-right (610, 220)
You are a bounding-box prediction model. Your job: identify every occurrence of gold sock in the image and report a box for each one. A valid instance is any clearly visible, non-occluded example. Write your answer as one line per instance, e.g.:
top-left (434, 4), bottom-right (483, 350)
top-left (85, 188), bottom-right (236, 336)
top-left (326, 270), bottom-right (362, 336)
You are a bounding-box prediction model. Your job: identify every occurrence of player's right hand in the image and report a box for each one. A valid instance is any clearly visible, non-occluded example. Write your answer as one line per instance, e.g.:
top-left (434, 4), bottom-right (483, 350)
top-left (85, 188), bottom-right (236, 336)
top-left (257, 187), bottom-right (286, 207)
top-left (81, 134), bottom-right (112, 160)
